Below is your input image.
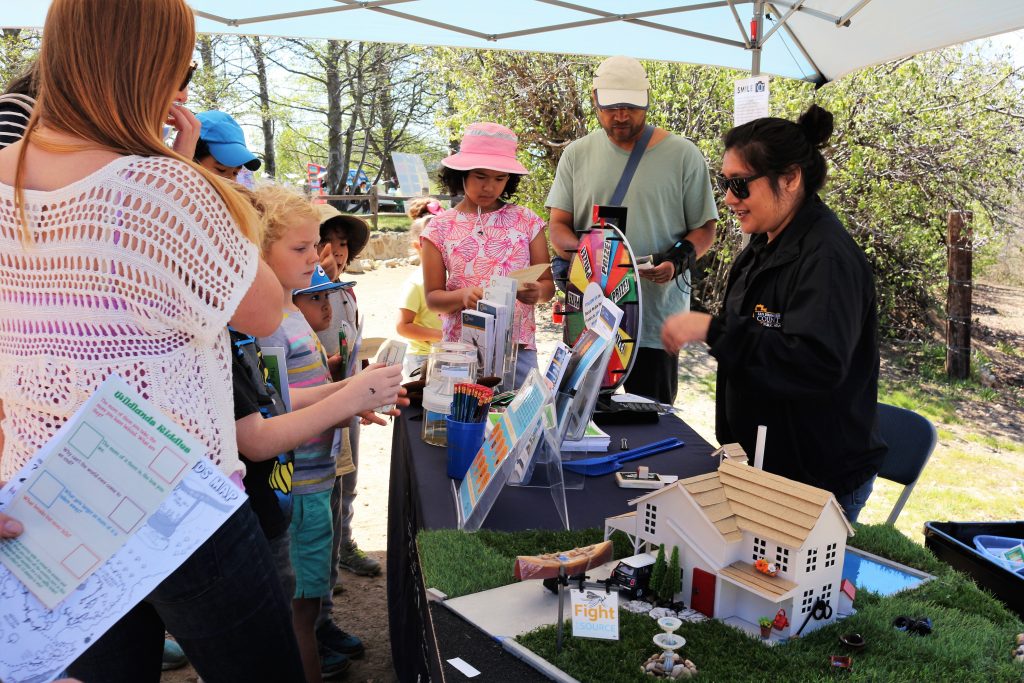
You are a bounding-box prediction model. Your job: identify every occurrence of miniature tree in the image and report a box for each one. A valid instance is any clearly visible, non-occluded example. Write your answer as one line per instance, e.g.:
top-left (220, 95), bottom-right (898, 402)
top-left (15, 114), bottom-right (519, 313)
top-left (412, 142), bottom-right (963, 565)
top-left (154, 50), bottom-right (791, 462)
top-left (662, 546), bottom-right (681, 604)
top-left (649, 544), bottom-right (667, 602)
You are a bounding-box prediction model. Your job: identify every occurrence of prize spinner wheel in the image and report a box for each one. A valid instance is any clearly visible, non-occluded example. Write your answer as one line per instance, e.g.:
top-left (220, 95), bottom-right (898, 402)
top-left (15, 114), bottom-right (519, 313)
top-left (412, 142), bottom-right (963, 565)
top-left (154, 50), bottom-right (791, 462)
top-left (563, 224), bottom-right (642, 391)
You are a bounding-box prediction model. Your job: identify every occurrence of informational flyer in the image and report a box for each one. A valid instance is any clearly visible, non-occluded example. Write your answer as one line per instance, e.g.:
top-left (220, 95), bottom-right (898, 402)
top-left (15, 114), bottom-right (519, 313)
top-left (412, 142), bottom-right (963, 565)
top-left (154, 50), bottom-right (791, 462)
top-left (0, 376), bottom-right (200, 608)
top-left (0, 376), bottom-right (245, 683)
top-left (734, 75), bottom-right (770, 126)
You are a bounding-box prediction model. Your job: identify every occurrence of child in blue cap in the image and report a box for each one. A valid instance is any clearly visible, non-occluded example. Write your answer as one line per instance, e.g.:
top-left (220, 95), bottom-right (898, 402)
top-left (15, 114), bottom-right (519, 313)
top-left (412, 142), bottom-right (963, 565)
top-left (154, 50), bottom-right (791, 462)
top-left (194, 110), bottom-right (261, 181)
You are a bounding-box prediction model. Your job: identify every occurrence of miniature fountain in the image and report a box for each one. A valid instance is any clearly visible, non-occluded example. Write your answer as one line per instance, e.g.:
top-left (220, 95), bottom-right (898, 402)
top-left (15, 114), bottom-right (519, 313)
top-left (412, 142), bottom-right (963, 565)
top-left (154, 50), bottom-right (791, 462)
top-left (642, 616), bottom-right (698, 679)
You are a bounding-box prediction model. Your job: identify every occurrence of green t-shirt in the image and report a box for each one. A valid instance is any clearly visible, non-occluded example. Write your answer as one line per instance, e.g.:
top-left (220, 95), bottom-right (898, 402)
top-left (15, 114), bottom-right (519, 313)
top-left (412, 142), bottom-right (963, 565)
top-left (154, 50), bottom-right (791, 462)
top-left (546, 128), bottom-right (718, 348)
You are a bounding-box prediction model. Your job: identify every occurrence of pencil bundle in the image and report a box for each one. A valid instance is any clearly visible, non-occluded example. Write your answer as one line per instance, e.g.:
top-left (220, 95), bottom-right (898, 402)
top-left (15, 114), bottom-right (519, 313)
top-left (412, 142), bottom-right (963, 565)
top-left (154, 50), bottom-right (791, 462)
top-left (451, 383), bottom-right (494, 423)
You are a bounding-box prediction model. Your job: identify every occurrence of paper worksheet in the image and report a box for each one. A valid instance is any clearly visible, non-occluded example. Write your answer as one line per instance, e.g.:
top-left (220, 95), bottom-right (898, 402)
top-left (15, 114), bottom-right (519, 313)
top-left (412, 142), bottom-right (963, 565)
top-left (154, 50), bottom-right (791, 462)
top-left (0, 375), bottom-right (200, 608)
top-left (0, 376), bottom-right (245, 683)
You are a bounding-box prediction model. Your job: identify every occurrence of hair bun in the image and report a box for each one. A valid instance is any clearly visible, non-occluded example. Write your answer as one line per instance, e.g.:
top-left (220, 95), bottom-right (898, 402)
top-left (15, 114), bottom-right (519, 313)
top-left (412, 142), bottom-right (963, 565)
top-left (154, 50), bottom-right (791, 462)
top-left (797, 104), bottom-right (834, 148)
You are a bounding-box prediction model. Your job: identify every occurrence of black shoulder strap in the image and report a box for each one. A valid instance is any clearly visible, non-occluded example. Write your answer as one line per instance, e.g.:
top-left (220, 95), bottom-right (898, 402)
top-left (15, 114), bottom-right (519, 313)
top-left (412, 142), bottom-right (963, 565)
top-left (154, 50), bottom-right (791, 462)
top-left (610, 124), bottom-right (655, 206)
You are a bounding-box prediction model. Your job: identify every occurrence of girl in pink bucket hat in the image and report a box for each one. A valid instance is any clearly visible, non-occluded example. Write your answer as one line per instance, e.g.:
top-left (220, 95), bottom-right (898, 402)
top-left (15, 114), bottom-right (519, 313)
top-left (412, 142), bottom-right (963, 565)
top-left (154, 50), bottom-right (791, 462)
top-left (421, 122), bottom-right (555, 387)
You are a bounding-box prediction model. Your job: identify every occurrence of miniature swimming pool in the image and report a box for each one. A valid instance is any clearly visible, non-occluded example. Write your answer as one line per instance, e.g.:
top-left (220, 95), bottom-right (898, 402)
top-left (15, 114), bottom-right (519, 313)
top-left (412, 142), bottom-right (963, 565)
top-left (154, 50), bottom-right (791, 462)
top-left (842, 547), bottom-right (933, 596)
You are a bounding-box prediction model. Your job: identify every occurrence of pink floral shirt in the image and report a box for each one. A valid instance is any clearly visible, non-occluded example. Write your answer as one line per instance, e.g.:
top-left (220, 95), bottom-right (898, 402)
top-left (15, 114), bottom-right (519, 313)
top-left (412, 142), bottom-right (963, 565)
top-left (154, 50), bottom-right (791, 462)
top-left (421, 203), bottom-right (545, 349)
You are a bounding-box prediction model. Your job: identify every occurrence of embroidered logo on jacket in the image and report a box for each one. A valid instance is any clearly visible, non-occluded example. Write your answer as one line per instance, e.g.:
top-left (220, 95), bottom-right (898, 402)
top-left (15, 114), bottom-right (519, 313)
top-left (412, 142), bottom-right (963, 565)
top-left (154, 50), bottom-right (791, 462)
top-left (752, 304), bottom-right (782, 328)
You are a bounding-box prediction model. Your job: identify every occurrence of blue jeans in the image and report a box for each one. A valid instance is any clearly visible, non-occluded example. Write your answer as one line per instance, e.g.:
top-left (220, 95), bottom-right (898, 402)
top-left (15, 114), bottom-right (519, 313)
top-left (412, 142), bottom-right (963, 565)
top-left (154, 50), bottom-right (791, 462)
top-left (68, 501), bottom-right (304, 683)
top-left (836, 475), bottom-right (876, 524)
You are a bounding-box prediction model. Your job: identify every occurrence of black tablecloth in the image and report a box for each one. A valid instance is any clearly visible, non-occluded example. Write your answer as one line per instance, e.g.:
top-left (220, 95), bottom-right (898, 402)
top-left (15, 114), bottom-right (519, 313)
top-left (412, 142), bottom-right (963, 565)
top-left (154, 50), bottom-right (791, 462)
top-left (387, 408), bottom-right (716, 682)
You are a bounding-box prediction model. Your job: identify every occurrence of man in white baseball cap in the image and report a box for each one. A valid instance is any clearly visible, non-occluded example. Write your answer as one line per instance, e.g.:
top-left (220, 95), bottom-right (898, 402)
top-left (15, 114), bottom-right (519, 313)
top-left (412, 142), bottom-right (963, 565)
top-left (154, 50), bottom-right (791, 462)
top-left (546, 55), bottom-right (718, 404)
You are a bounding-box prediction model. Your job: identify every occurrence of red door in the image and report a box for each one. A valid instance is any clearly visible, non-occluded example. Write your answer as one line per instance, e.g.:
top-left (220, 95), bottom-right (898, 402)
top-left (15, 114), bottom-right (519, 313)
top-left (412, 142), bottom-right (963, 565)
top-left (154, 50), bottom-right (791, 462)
top-left (691, 567), bottom-right (716, 617)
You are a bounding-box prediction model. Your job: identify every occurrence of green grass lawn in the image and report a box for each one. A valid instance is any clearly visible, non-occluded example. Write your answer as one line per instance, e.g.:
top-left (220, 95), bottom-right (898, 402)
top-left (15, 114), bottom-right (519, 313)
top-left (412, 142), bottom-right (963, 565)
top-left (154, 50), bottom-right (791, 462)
top-left (419, 526), bottom-right (1024, 682)
top-left (854, 374), bottom-right (1024, 541)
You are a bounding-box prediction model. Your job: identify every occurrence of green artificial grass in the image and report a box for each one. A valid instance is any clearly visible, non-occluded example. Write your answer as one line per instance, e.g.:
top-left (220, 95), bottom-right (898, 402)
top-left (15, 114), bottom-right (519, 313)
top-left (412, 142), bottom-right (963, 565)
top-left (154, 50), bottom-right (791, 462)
top-left (418, 528), bottom-right (634, 598)
top-left (420, 525), bottom-right (1024, 682)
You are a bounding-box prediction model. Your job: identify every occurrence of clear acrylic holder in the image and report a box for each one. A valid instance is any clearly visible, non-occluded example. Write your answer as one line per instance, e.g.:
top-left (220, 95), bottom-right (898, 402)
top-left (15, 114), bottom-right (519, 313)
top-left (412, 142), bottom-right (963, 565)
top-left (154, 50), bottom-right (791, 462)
top-left (508, 393), bottom-right (585, 492)
top-left (500, 308), bottom-right (523, 391)
top-left (559, 341), bottom-right (616, 441)
top-left (504, 401), bottom-right (573, 527)
top-left (456, 369), bottom-right (557, 530)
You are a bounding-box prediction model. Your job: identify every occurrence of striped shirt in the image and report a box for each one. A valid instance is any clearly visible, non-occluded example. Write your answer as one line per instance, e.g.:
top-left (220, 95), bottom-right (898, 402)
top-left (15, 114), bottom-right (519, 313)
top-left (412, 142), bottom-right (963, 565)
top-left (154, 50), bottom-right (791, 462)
top-left (259, 310), bottom-right (336, 495)
top-left (0, 94), bottom-right (33, 150)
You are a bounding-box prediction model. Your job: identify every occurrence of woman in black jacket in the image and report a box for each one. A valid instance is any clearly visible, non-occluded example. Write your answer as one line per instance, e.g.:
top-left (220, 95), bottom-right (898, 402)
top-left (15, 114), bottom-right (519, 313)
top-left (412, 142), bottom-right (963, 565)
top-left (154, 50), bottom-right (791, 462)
top-left (662, 105), bottom-right (886, 523)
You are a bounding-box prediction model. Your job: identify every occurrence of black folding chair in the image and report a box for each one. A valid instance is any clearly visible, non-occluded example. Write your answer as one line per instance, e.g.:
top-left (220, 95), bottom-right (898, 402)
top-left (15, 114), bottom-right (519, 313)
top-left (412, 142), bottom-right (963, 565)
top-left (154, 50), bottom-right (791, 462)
top-left (875, 403), bottom-right (938, 525)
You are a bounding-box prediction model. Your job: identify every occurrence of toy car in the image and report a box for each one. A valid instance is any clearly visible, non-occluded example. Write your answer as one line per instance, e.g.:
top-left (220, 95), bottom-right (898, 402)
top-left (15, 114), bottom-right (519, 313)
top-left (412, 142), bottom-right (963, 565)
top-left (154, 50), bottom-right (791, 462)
top-left (607, 553), bottom-right (656, 599)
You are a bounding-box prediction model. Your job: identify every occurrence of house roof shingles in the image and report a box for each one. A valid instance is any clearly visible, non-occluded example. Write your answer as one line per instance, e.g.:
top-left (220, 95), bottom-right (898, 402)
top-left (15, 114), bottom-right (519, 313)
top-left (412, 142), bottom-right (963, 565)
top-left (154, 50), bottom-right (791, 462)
top-left (634, 459), bottom-right (855, 548)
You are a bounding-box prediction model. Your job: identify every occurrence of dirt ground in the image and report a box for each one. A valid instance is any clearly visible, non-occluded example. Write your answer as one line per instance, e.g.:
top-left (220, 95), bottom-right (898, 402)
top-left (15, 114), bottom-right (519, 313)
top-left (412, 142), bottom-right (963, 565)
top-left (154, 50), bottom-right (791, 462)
top-left (163, 265), bottom-right (1023, 683)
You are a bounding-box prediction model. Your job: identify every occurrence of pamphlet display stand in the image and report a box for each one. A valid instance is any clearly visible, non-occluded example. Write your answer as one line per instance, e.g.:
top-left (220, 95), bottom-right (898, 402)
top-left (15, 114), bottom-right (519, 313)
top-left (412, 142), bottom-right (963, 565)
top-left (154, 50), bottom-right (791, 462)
top-left (559, 341), bottom-right (616, 442)
top-left (455, 371), bottom-right (568, 530)
top-left (507, 390), bottom-right (583, 493)
top-left (504, 404), bottom-right (572, 528)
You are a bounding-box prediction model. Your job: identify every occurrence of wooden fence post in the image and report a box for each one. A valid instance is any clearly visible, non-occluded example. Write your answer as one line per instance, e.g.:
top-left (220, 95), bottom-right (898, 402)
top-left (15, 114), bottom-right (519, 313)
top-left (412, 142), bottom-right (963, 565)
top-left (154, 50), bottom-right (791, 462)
top-left (945, 210), bottom-right (973, 380)
top-left (368, 187), bottom-right (380, 231)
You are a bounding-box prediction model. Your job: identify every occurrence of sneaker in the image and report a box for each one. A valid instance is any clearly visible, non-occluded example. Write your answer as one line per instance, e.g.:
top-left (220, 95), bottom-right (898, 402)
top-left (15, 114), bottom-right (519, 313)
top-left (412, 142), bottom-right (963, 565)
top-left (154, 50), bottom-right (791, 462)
top-left (161, 638), bottom-right (188, 671)
top-left (320, 645), bottom-right (351, 680)
top-left (338, 540), bottom-right (380, 577)
top-left (317, 620), bottom-right (365, 659)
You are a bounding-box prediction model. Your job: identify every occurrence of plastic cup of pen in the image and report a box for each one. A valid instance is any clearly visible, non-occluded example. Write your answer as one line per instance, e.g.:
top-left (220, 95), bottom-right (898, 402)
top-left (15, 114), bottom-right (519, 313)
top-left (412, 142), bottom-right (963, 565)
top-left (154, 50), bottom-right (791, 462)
top-left (445, 416), bottom-right (486, 479)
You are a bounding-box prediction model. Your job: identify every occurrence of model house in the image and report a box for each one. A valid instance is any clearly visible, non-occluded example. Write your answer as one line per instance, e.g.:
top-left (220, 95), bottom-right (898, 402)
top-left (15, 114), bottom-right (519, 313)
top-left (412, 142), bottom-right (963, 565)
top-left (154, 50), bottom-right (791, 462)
top-left (604, 457), bottom-right (854, 639)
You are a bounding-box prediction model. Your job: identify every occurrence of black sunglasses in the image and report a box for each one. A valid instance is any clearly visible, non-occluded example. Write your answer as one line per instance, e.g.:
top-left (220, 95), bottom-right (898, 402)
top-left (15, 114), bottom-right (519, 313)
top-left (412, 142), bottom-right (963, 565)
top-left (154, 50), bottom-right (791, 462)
top-left (179, 61), bottom-right (197, 91)
top-left (715, 172), bottom-right (765, 200)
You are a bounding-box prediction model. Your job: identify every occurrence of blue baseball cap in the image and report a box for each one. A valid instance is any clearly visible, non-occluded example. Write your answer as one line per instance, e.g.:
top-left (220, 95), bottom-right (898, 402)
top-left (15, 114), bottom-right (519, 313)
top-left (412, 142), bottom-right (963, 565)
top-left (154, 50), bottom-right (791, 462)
top-left (292, 265), bottom-right (345, 297)
top-left (196, 110), bottom-right (261, 171)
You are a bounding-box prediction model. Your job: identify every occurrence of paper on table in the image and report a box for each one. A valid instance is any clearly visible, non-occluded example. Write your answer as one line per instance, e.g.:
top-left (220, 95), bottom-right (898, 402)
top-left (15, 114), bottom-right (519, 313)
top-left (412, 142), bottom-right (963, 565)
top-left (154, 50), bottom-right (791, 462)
top-left (0, 375), bottom-right (200, 609)
top-left (0, 377), bottom-right (244, 683)
top-left (507, 262), bottom-right (551, 285)
top-left (446, 657), bottom-right (481, 678)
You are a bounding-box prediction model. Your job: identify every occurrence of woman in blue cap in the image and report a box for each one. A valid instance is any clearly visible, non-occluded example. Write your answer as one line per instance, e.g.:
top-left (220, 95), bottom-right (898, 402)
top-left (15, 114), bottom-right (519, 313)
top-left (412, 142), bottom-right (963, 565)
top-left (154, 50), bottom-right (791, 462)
top-left (194, 110), bottom-right (261, 181)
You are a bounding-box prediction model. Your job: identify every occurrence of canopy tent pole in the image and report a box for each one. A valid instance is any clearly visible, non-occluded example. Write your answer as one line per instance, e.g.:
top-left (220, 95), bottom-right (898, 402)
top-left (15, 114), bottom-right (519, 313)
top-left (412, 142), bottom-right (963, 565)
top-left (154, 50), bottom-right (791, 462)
top-left (751, 0), bottom-right (765, 75)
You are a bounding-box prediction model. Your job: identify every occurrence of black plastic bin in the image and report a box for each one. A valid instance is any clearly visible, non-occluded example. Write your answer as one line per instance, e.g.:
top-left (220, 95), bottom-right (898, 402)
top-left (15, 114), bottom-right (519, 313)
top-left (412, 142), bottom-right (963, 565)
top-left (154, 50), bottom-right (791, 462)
top-left (923, 520), bottom-right (1024, 618)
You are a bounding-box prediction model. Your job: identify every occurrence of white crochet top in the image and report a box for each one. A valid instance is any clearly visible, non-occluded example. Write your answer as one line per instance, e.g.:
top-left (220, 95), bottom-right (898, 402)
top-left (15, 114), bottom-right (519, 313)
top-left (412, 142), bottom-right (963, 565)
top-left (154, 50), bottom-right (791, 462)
top-left (0, 156), bottom-right (258, 480)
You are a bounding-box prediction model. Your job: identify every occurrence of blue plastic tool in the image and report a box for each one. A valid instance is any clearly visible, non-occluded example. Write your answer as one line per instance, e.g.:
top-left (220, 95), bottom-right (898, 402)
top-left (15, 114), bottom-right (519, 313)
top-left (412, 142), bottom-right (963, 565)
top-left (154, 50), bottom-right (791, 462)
top-left (561, 438), bottom-right (685, 476)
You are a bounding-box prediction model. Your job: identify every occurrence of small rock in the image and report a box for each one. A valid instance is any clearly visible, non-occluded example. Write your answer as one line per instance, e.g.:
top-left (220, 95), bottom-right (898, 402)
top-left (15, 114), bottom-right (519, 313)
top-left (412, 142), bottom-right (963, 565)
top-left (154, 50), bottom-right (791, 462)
top-left (649, 607), bottom-right (678, 619)
top-left (623, 599), bottom-right (654, 613)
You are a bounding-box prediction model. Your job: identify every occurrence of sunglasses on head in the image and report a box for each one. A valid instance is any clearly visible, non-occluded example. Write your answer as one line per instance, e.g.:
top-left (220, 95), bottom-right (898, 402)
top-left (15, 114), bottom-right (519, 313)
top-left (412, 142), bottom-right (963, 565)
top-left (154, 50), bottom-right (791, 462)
top-left (179, 61), bottom-right (197, 91)
top-left (715, 172), bottom-right (765, 200)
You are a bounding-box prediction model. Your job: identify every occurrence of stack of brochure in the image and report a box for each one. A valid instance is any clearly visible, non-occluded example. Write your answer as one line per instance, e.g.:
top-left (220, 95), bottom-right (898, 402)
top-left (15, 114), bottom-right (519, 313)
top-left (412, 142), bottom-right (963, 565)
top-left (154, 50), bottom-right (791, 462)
top-left (461, 309), bottom-right (495, 376)
top-left (483, 275), bottom-right (517, 385)
top-left (561, 421), bottom-right (611, 452)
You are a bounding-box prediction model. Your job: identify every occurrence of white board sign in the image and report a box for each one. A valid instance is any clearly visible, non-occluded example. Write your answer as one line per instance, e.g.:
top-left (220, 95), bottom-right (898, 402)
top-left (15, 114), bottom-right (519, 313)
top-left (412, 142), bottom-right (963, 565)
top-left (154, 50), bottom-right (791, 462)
top-left (734, 75), bottom-right (770, 126)
top-left (571, 588), bottom-right (619, 640)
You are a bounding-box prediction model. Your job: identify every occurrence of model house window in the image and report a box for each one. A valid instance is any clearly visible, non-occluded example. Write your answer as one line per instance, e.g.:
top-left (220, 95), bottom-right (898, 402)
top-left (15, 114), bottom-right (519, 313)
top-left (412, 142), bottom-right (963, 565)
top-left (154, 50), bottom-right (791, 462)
top-left (775, 546), bottom-right (790, 573)
top-left (820, 583), bottom-right (833, 605)
top-left (644, 504), bottom-right (657, 535)
top-left (824, 542), bottom-right (838, 568)
top-left (805, 547), bottom-right (818, 574)
top-left (800, 588), bottom-right (815, 614)
top-left (752, 537), bottom-right (767, 561)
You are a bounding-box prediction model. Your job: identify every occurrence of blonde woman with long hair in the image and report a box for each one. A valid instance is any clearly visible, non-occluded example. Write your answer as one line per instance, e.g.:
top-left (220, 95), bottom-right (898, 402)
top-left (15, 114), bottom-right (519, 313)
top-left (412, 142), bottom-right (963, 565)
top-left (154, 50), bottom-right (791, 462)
top-left (0, 0), bottom-right (304, 680)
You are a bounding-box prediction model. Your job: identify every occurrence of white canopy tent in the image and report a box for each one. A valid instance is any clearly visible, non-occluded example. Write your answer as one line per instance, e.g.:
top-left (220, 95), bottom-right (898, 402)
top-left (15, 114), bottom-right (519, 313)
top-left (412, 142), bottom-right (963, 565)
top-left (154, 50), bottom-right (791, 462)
top-left (6, 1), bottom-right (1024, 85)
